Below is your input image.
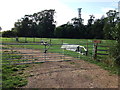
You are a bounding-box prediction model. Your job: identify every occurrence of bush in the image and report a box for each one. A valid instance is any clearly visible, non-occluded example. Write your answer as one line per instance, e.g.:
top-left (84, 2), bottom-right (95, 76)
top-left (115, 55), bottom-right (120, 67)
top-left (109, 43), bottom-right (120, 66)
top-left (2, 30), bottom-right (16, 37)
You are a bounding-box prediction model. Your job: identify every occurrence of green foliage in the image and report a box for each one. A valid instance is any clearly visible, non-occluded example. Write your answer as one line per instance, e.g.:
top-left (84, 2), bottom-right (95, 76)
top-left (87, 15), bottom-right (95, 26)
top-left (2, 51), bottom-right (29, 88)
top-left (3, 9), bottom-right (113, 39)
top-left (14, 9), bottom-right (56, 38)
top-left (55, 14), bottom-right (105, 39)
top-left (109, 42), bottom-right (120, 66)
top-left (55, 23), bottom-right (86, 39)
top-left (103, 10), bottom-right (119, 39)
top-left (54, 26), bottom-right (63, 38)
top-left (2, 37), bottom-right (119, 75)
top-left (2, 30), bottom-right (16, 37)
top-left (2, 64), bottom-right (28, 88)
top-left (103, 10), bottom-right (120, 66)
top-left (2, 9), bottom-right (119, 41)
top-left (91, 19), bottom-right (104, 39)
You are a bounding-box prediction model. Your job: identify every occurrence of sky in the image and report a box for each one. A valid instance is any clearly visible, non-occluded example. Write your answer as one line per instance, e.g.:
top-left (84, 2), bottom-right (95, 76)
top-left (0, 0), bottom-right (120, 31)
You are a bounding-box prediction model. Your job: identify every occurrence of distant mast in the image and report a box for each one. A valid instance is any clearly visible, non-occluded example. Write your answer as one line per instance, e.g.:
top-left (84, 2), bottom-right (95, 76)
top-left (78, 8), bottom-right (82, 19)
top-left (78, 8), bottom-right (83, 24)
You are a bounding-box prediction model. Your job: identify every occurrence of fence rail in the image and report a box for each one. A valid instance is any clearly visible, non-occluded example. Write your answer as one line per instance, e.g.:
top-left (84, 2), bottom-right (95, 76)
top-left (97, 53), bottom-right (109, 55)
top-left (93, 43), bottom-right (110, 59)
top-left (2, 41), bottom-right (110, 65)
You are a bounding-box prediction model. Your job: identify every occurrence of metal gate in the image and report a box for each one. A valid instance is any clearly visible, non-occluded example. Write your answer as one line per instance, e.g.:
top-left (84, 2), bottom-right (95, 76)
top-left (2, 43), bottom-right (79, 65)
top-left (2, 40), bottom-right (109, 65)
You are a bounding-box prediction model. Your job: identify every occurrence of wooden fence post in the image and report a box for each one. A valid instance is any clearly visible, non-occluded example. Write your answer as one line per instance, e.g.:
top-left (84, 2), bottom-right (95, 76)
top-left (93, 40), bottom-right (101, 60)
top-left (93, 43), bottom-right (98, 60)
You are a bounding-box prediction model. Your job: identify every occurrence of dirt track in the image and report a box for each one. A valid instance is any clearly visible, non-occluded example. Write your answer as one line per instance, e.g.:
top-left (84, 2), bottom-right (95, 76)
top-left (17, 49), bottom-right (119, 88)
top-left (2, 47), bottom-right (119, 88)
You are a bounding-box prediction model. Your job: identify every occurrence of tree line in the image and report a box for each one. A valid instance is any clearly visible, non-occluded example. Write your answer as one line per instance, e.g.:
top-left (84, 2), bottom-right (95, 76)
top-left (1, 9), bottom-right (120, 65)
top-left (2, 9), bottom-right (56, 38)
top-left (2, 9), bottom-right (119, 40)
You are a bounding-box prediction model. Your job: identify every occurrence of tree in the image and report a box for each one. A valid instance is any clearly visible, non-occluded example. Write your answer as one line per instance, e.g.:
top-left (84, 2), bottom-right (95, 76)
top-left (2, 30), bottom-right (16, 37)
top-left (54, 26), bottom-right (63, 38)
top-left (85, 15), bottom-right (95, 38)
top-left (14, 9), bottom-right (56, 38)
top-left (103, 10), bottom-right (119, 39)
top-left (91, 19), bottom-right (105, 39)
top-left (71, 16), bottom-right (85, 39)
top-left (34, 9), bottom-right (56, 38)
top-left (87, 15), bottom-right (95, 26)
top-left (104, 10), bottom-right (120, 66)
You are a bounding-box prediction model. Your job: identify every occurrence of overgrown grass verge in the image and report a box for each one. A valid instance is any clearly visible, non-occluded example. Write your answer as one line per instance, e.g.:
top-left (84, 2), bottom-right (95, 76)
top-left (83, 57), bottom-right (119, 75)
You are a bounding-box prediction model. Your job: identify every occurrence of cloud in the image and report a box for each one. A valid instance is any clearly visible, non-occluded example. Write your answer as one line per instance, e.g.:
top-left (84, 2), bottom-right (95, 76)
top-left (54, 4), bottom-right (77, 26)
top-left (0, 0), bottom-right (119, 31)
top-left (0, 0), bottom-right (78, 31)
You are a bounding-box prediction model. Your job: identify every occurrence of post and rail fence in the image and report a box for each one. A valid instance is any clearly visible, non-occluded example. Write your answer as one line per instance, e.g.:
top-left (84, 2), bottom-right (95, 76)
top-left (93, 40), bottom-right (110, 60)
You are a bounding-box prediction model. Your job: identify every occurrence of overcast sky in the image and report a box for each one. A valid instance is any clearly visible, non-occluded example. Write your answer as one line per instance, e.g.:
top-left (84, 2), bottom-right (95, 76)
top-left (0, 0), bottom-right (119, 31)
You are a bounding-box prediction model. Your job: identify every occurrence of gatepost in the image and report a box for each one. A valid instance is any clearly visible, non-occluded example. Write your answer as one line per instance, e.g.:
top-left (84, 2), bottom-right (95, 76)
top-left (93, 40), bottom-right (101, 60)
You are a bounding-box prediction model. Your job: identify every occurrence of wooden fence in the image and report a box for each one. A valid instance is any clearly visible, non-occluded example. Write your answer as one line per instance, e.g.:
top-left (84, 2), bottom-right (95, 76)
top-left (93, 43), bottom-right (110, 59)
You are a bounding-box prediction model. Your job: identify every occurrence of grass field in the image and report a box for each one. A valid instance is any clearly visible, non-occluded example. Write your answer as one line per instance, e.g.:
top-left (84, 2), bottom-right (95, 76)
top-left (2, 37), bottom-right (115, 60)
top-left (2, 37), bottom-right (116, 62)
top-left (2, 49), bottom-right (29, 88)
top-left (1, 37), bottom-right (119, 88)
